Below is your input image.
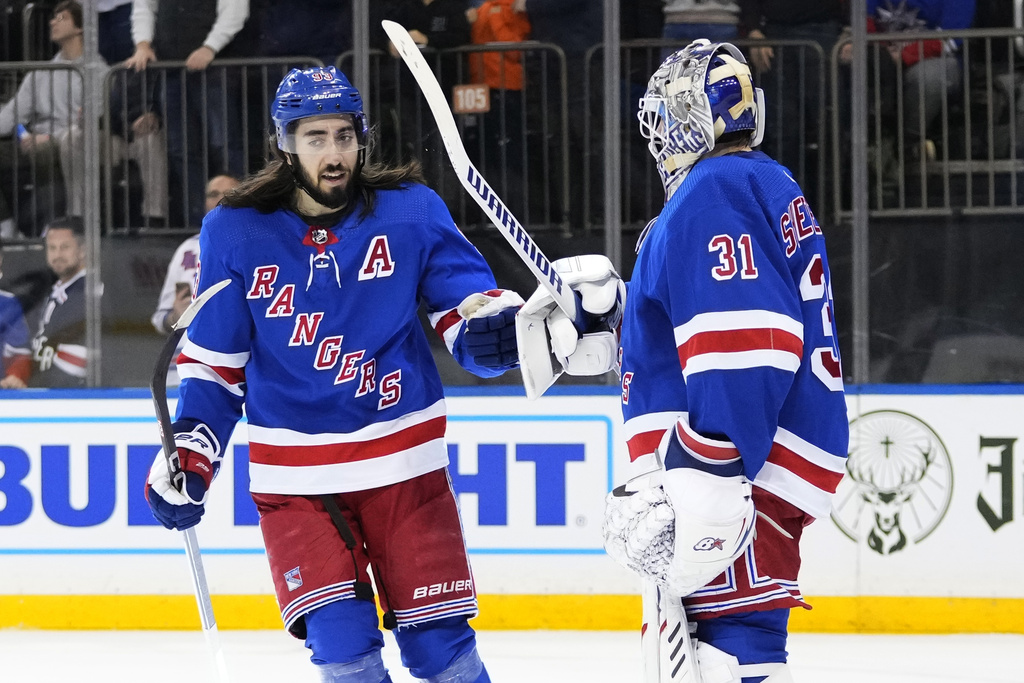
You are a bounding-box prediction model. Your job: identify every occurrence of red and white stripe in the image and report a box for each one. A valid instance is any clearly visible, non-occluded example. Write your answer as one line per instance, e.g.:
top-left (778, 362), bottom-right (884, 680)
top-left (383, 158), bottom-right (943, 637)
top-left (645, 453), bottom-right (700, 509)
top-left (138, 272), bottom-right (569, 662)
top-left (246, 399), bottom-right (450, 494)
top-left (623, 411), bottom-right (682, 463)
top-left (674, 310), bottom-right (803, 379)
top-left (429, 306), bottom-right (465, 354)
top-left (176, 337), bottom-right (249, 396)
top-left (281, 580), bottom-right (357, 631)
top-left (392, 595), bottom-right (479, 627)
top-left (674, 414), bottom-right (741, 465)
top-left (53, 343), bottom-right (87, 378)
top-left (755, 427), bottom-right (847, 519)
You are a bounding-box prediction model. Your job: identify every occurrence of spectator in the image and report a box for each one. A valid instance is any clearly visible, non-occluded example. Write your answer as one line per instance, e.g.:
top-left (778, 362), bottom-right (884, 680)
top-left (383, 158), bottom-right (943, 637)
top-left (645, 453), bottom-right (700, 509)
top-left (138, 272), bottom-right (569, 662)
top-left (0, 236), bottom-right (32, 389)
top-left (0, 1), bottom-right (167, 233)
top-left (30, 215), bottom-right (88, 387)
top-left (520, 0), bottom-right (602, 229)
top-left (858, 0), bottom-right (977, 161)
top-left (0, 0), bottom-right (81, 238)
top-left (662, 0), bottom-right (740, 53)
top-left (98, 0), bottom-right (135, 64)
top-left (126, 0), bottom-right (250, 228)
top-left (151, 173), bottom-right (238, 385)
top-left (739, 0), bottom-right (844, 198)
top-left (252, 0), bottom-right (351, 66)
top-left (466, 0), bottom-right (530, 210)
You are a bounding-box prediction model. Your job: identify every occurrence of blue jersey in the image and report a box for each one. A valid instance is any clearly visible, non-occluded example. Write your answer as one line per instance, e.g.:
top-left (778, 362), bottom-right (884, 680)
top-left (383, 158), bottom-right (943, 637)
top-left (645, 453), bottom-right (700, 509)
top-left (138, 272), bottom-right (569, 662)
top-left (177, 183), bottom-right (504, 495)
top-left (0, 289), bottom-right (30, 382)
top-left (620, 151), bottom-right (848, 520)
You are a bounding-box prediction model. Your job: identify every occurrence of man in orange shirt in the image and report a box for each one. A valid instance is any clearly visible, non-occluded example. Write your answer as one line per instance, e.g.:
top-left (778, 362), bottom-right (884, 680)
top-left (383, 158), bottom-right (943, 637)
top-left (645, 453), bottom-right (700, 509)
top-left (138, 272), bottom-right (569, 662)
top-left (467, 0), bottom-right (530, 212)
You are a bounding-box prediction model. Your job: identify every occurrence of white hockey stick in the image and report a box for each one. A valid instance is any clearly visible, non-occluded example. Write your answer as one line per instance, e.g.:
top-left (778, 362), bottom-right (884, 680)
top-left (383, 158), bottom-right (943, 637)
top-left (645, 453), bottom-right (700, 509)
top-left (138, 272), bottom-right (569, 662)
top-left (381, 20), bottom-right (585, 333)
top-left (150, 278), bottom-right (232, 683)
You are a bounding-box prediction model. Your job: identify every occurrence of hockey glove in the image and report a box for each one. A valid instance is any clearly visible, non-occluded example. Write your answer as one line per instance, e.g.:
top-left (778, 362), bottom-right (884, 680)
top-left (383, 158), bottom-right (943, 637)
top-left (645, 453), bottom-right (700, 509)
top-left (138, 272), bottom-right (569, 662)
top-left (516, 255), bottom-right (625, 398)
top-left (457, 289), bottom-right (525, 373)
top-left (145, 422), bottom-right (221, 530)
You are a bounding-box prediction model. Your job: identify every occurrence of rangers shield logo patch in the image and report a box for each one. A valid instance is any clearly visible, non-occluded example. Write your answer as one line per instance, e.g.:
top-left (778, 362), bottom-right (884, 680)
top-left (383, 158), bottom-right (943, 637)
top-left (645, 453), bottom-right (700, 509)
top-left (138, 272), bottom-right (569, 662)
top-left (284, 567), bottom-right (303, 591)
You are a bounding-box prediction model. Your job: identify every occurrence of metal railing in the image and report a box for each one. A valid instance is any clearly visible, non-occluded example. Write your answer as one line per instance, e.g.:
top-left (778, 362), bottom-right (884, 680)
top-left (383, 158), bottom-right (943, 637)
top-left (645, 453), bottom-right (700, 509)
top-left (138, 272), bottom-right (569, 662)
top-left (336, 41), bottom-right (570, 234)
top-left (101, 57), bottom-right (323, 235)
top-left (831, 27), bottom-right (1024, 219)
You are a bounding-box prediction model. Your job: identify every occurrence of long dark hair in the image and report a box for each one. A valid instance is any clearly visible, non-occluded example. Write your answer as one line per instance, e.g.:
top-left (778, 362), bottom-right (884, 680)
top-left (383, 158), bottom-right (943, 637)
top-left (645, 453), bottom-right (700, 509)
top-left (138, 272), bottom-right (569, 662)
top-left (222, 130), bottom-right (425, 218)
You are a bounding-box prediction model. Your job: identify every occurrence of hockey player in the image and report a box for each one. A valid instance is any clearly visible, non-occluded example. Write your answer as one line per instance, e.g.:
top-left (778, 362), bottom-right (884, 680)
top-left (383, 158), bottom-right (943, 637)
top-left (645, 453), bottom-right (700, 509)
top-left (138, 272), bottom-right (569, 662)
top-left (144, 66), bottom-right (522, 683)
top-left (519, 41), bottom-right (849, 681)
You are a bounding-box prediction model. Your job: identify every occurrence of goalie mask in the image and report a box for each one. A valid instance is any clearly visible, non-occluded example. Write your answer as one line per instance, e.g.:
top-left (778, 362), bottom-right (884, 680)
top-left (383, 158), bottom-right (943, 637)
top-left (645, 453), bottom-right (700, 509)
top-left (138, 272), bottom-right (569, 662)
top-left (638, 40), bottom-right (765, 195)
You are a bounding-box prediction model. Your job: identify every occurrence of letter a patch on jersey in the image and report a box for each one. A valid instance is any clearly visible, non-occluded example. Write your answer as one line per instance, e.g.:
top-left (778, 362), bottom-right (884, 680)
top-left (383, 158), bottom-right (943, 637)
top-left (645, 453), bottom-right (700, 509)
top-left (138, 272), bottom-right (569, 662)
top-left (358, 236), bottom-right (395, 281)
top-left (284, 567), bottom-right (303, 591)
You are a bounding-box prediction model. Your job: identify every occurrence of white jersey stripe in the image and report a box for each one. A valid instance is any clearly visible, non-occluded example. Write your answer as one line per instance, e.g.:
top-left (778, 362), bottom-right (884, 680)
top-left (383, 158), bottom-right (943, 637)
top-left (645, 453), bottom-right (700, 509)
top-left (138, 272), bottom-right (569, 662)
top-left (180, 336), bottom-right (250, 367)
top-left (247, 399), bottom-right (447, 446)
top-left (774, 427), bottom-right (847, 474)
top-left (682, 349), bottom-right (802, 378)
top-left (753, 464), bottom-right (834, 520)
top-left (674, 310), bottom-right (804, 345)
top-left (248, 440), bottom-right (450, 494)
top-left (177, 362), bottom-right (245, 396)
top-left (623, 411), bottom-right (684, 440)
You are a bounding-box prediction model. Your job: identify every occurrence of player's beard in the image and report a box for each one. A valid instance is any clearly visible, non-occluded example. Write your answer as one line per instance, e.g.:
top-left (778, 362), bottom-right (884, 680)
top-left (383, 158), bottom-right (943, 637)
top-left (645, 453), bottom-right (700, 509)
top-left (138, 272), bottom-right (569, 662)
top-left (293, 161), bottom-right (354, 211)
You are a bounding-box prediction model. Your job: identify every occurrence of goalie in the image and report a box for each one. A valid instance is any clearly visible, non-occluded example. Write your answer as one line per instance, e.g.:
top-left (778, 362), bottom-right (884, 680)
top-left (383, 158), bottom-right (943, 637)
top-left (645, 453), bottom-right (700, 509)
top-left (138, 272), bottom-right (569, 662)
top-left (518, 41), bottom-right (849, 682)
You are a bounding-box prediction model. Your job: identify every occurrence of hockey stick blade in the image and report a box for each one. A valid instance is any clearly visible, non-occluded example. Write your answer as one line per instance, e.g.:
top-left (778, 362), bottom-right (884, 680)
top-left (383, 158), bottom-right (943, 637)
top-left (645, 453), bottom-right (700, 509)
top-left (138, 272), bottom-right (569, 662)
top-left (381, 20), bottom-right (586, 333)
top-left (149, 277), bottom-right (232, 683)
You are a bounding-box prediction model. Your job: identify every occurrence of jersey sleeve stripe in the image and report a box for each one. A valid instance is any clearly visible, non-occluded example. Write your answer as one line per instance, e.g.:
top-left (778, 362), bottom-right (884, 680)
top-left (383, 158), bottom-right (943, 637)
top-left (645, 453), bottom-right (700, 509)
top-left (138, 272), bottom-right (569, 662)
top-left (680, 327), bottom-right (804, 359)
top-left (624, 411), bottom-right (684, 461)
top-left (176, 354), bottom-right (246, 385)
top-left (429, 307), bottom-right (464, 353)
top-left (753, 462), bottom-right (835, 520)
top-left (180, 338), bottom-right (250, 367)
top-left (766, 441), bottom-right (845, 494)
top-left (675, 415), bottom-right (741, 463)
top-left (249, 415), bottom-right (447, 466)
top-left (774, 427), bottom-right (848, 475)
top-left (681, 349), bottom-right (803, 378)
top-left (626, 429), bottom-right (665, 462)
top-left (675, 310), bottom-right (804, 343)
top-left (177, 362), bottom-right (245, 396)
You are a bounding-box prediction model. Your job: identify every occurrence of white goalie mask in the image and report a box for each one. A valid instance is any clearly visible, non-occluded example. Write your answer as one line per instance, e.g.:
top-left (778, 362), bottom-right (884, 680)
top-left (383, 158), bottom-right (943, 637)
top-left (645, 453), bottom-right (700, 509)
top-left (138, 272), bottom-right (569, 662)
top-left (638, 40), bottom-right (765, 196)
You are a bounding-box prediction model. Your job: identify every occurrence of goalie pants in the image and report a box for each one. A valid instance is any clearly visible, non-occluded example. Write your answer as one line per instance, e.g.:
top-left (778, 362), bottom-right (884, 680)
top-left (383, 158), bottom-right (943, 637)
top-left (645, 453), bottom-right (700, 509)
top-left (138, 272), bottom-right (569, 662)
top-left (253, 468), bottom-right (482, 675)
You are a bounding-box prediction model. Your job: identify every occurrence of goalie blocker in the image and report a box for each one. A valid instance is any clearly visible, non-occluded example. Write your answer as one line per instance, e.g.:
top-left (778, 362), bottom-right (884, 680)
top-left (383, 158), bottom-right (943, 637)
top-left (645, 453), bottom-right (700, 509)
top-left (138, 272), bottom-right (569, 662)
top-left (516, 255), bottom-right (625, 399)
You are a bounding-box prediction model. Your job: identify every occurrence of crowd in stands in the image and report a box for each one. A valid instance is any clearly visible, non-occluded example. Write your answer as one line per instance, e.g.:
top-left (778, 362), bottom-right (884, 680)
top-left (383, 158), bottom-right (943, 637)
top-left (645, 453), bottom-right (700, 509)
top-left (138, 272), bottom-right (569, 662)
top-left (0, 0), bottom-right (1018, 387)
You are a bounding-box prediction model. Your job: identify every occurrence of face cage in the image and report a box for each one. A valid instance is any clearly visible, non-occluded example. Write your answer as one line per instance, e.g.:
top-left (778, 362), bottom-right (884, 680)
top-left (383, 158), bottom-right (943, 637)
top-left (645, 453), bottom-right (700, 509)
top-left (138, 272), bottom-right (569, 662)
top-left (638, 95), bottom-right (710, 189)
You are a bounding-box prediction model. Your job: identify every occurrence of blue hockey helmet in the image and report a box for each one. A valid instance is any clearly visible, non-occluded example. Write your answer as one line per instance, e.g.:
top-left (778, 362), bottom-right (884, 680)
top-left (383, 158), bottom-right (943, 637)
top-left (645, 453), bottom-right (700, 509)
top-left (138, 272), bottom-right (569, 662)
top-left (638, 40), bottom-right (764, 193)
top-left (271, 66), bottom-right (368, 153)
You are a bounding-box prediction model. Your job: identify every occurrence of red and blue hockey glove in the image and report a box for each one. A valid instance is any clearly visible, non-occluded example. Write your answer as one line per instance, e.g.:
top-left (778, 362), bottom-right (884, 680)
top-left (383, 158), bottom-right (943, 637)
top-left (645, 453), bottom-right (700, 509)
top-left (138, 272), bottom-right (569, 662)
top-left (458, 289), bottom-right (525, 373)
top-left (145, 423), bottom-right (221, 530)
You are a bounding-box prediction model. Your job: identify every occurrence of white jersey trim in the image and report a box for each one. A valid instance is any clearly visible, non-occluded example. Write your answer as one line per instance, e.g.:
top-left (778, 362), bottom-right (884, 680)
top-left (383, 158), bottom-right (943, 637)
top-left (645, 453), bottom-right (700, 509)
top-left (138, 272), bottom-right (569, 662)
top-left (248, 439), bottom-right (450, 494)
top-left (674, 309), bottom-right (804, 344)
top-left (180, 337), bottom-right (250, 367)
top-left (682, 349), bottom-right (802, 378)
top-left (247, 399), bottom-right (447, 446)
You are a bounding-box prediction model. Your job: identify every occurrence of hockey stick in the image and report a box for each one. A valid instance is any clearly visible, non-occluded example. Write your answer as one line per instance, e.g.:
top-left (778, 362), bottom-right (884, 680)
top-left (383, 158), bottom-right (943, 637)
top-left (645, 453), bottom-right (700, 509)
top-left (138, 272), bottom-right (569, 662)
top-left (381, 20), bottom-right (586, 333)
top-left (150, 278), bottom-right (231, 683)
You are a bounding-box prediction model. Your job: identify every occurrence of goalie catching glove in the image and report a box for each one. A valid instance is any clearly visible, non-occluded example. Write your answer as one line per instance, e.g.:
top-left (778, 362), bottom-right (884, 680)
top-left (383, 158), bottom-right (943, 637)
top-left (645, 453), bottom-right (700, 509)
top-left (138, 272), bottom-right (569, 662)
top-left (145, 422), bottom-right (222, 530)
top-left (516, 255), bottom-right (625, 398)
top-left (603, 427), bottom-right (755, 598)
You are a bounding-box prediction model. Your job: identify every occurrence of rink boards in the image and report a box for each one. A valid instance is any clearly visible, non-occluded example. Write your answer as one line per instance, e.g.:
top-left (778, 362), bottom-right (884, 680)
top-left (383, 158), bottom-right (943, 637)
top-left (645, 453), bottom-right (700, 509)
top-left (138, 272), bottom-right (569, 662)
top-left (0, 386), bottom-right (1022, 633)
